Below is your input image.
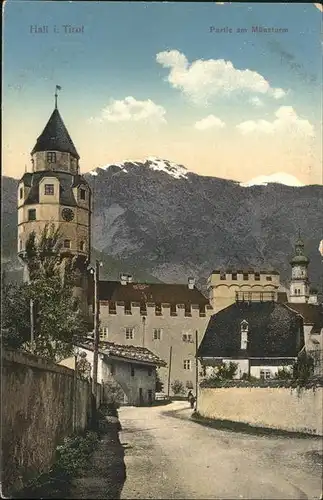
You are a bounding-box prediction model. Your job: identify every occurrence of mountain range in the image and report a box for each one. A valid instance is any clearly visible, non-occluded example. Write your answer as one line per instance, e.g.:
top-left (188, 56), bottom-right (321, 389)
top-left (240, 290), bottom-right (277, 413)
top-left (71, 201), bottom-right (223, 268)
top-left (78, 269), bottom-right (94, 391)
top-left (2, 157), bottom-right (323, 294)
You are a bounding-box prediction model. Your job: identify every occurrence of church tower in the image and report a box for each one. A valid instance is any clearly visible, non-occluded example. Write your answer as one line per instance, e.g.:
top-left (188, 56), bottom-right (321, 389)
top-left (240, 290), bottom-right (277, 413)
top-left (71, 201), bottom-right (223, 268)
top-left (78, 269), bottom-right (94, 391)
top-left (17, 90), bottom-right (92, 320)
top-left (289, 232), bottom-right (310, 303)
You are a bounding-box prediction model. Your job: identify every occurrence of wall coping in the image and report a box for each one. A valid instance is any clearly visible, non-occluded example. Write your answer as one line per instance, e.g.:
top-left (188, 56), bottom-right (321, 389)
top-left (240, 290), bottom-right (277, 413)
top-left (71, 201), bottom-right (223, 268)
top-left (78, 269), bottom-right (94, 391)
top-left (2, 348), bottom-right (75, 377)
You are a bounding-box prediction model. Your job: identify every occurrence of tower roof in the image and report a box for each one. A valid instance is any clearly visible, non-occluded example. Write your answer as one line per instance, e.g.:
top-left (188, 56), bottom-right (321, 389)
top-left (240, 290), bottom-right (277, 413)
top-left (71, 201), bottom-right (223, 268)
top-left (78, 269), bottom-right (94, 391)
top-left (290, 233), bottom-right (310, 266)
top-left (31, 108), bottom-right (80, 159)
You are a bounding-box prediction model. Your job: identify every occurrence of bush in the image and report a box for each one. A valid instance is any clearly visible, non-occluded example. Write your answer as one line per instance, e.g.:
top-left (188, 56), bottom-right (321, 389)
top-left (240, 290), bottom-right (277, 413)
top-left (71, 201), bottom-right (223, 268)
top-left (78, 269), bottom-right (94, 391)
top-left (206, 362), bottom-right (238, 383)
top-left (171, 379), bottom-right (185, 395)
top-left (155, 370), bottom-right (164, 392)
top-left (292, 351), bottom-right (314, 382)
top-left (103, 380), bottom-right (124, 409)
top-left (275, 367), bottom-right (292, 380)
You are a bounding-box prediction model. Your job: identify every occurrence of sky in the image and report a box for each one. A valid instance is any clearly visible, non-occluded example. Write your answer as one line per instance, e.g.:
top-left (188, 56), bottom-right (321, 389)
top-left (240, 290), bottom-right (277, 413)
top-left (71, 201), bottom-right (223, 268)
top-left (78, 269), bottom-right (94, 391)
top-left (2, 1), bottom-right (322, 184)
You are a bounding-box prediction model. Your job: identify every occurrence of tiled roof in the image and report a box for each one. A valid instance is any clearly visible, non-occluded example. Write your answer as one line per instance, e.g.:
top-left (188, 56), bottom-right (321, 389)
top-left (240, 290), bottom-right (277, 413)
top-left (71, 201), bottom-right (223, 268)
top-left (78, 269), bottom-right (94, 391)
top-left (198, 301), bottom-right (304, 359)
top-left (78, 339), bottom-right (167, 367)
top-left (98, 281), bottom-right (209, 306)
top-left (31, 108), bottom-right (80, 159)
top-left (21, 171), bottom-right (88, 207)
top-left (285, 303), bottom-right (323, 332)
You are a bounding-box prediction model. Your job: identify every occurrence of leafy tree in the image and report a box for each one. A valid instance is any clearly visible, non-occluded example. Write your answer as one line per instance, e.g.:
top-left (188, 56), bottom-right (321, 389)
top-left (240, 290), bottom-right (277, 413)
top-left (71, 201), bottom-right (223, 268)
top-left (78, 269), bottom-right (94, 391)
top-left (1, 281), bottom-right (31, 349)
top-left (155, 370), bottom-right (164, 392)
top-left (171, 379), bottom-right (185, 395)
top-left (292, 351), bottom-right (314, 382)
top-left (2, 224), bottom-right (87, 361)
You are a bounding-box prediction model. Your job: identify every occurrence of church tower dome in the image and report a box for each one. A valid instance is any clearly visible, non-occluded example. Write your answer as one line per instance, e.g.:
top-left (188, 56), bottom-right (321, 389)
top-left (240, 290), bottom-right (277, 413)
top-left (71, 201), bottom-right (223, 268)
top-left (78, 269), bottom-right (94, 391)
top-left (17, 89), bottom-right (92, 319)
top-left (289, 232), bottom-right (310, 303)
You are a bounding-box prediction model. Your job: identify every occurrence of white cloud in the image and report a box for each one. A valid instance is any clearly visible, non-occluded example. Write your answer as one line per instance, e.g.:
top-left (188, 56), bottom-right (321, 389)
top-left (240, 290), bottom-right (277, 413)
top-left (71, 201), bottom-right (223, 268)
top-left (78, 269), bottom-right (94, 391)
top-left (270, 87), bottom-right (287, 99)
top-left (249, 96), bottom-right (264, 107)
top-left (236, 106), bottom-right (315, 137)
top-left (195, 115), bottom-right (226, 130)
top-left (90, 96), bottom-right (166, 124)
top-left (156, 49), bottom-right (286, 103)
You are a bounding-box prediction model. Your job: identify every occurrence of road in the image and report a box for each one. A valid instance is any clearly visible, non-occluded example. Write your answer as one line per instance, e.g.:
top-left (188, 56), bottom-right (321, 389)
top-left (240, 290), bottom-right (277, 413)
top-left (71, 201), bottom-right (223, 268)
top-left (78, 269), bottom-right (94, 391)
top-left (119, 402), bottom-right (322, 500)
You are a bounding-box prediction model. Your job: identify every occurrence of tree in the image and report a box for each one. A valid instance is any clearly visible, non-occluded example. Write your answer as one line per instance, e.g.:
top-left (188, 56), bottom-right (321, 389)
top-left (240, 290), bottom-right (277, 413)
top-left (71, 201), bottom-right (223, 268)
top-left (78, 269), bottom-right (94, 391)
top-left (171, 379), bottom-right (185, 395)
top-left (2, 224), bottom-right (87, 361)
top-left (2, 281), bottom-right (31, 349)
top-left (155, 370), bottom-right (164, 392)
top-left (292, 351), bottom-right (314, 382)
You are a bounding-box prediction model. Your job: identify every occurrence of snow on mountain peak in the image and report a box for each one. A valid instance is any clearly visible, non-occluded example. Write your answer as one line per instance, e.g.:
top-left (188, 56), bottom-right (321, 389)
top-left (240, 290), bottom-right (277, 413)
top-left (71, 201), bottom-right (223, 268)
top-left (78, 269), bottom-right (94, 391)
top-left (240, 172), bottom-right (305, 188)
top-left (89, 157), bottom-right (188, 180)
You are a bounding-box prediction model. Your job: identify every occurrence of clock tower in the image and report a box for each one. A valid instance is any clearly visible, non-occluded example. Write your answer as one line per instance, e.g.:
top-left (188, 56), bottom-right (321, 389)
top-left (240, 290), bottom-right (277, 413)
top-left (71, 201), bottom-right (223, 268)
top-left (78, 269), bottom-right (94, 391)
top-left (289, 233), bottom-right (310, 303)
top-left (17, 95), bottom-right (92, 321)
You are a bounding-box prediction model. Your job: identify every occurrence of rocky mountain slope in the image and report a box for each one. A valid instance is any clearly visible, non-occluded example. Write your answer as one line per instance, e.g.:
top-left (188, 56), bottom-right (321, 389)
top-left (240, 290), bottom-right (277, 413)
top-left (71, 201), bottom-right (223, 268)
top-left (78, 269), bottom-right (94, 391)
top-left (2, 158), bottom-right (323, 292)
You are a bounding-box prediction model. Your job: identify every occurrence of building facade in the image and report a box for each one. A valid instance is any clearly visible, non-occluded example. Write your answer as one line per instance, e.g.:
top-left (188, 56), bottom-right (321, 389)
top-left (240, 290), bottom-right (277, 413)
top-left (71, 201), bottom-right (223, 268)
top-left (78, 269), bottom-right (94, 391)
top-left (75, 340), bottom-right (167, 406)
top-left (289, 234), bottom-right (310, 303)
top-left (17, 101), bottom-right (92, 318)
top-left (97, 277), bottom-right (213, 393)
top-left (207, 269), bottom-right (281, 313)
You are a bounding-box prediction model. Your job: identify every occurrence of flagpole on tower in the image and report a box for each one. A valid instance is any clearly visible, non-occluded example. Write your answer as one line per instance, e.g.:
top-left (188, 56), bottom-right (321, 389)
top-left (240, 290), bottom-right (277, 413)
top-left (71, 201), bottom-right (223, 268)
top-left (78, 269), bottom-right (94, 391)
top-left (55, 85), bottom-right (62, 109)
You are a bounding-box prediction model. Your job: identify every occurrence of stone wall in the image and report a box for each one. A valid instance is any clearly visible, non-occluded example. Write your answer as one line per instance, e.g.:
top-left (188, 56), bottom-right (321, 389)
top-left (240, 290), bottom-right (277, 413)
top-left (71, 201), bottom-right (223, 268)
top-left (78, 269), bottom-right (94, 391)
top-left (1, 349), bottom-right (100, 496)
top-left (198, 386), bottom-right (323, 435)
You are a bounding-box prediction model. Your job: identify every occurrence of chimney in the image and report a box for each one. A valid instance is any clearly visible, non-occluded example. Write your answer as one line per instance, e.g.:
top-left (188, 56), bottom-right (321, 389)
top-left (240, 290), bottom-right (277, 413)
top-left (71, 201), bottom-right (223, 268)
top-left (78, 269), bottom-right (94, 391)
top-left (120, 273), bottom-right (128, 285)
top-left (188, 277), bottom-right (195, 290)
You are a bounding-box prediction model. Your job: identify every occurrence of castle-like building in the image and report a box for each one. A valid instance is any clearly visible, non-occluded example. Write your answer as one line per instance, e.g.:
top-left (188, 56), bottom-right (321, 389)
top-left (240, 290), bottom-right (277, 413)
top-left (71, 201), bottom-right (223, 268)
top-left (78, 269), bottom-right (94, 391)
top-left (17, 97), bottom-right (92, 317)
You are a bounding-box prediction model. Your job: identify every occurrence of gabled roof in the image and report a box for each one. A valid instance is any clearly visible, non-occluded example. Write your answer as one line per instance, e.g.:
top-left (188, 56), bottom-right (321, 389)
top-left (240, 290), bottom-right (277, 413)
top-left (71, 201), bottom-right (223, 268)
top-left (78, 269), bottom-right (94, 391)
top-left (31, 108), bottom-right (80, 159)
top-left (198, 301), bottom-right (304, 359)
top-left (20, 171), bottom-right (88, 207)
top-left (98, 281), bottom-right (210, 307)
top-left (285, 303), bottom-right (323, 333)
top-left (77, 339), bottom-right (167, 367)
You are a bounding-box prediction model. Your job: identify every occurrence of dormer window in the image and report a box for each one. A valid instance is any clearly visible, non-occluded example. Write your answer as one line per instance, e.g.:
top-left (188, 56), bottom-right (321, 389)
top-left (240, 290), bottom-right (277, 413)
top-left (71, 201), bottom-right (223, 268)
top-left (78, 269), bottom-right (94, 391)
top-left (46, 152), bottom-right (56, 164)
top-left (44, 184), bottom-right (54, 195)
top-left (240, 320), bottom-right (249, 350)
top-left (80, 188), bottom-right (86, 200)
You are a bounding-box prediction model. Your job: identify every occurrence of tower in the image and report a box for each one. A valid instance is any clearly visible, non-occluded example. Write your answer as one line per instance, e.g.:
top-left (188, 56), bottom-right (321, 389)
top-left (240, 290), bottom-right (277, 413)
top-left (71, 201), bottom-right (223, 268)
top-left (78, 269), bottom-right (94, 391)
top-left (17, 91), bottom-right (92, 320)
top-left (289, 232), bottom-right (310, 303)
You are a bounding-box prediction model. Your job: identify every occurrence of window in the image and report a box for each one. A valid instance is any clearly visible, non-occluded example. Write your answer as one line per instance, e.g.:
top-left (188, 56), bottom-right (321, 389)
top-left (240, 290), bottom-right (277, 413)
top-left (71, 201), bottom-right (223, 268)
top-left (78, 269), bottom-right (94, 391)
top-left (184, 304), bottom-right (191, 317)
top-left (155, 303), bottom-right (162, 316)
top-left (46, 152), bottom-right (56, 163)
top-left (100, 327), bottom-right (108, 339)
top-left (153, 328), bottom-right (162, 340)
top-left (28, 209), bottom-right (36, 221)
top-left (199, 306), bottom-right (206, 317)
top-left (220, 272), bottom-right (226, 280)
top-left (148, 367), bottom-right (152, 376)
top-left (125, 327), bottom-right (134, 340)
top-left (255, 272), bottom-right (260, 281)
top-left (131, 366), bottom-right (135, 377)
top-left (184, 359), bottom-right (192, 370)
top-left (109, 301), bottom-right (116, 315)
top-left (19, 187), bottom-right (23, 199)
top-left (44, 184), bottom-right (54, 195)
top-left (260, 370), bottom-right (271, 380)
top-left (232, 273), bottom-right (237, 280)
top-left (182, 334), bottom-right (193, 343)
top-left (124, 302), bottom-right (132, 315)
top-left (63, 239), bottom-right (71, 249)
top-left (80, 188), bottom-right (86, 200)
top-left (80, 241), bottom-right (85, 251)
top-left (266, 276), bottom-right (272, 281)
top-left (170, 304), bottom-right (177, 316)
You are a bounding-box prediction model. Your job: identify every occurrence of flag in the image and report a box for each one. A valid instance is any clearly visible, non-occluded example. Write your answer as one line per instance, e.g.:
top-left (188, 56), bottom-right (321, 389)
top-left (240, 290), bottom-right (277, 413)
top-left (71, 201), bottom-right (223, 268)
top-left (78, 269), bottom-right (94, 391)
top-left (56, 85), bottom-right (62, 91)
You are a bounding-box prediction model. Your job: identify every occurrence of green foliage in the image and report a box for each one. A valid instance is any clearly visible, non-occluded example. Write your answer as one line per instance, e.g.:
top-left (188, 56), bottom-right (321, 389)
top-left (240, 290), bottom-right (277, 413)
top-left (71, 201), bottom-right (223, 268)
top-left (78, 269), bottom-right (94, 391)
top-left (55, 431), bottom-right (99, 476)
top-left (292, 351), bottom-right (314, 382)
top-left (2, 224), bottom-right (87, 361)
top-left (155, 370), bottom-right (164, 392)
top-left (240, 373), bottom-right (258, 382)
top-left (171, 379), bottom-right (185, 395)
top-left (275, 367), bottom-right (292, 380)
top-left (207, 362), bottom-right (238, 382)
top-left (103, 380), bottom-right (125, 409)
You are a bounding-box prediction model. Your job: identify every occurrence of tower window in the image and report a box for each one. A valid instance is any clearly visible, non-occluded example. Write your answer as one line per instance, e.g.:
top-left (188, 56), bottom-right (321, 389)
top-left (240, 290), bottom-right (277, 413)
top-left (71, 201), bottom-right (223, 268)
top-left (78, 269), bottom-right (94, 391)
top-left (19, 187), bottom-right (23, 199)
top-left (80, 188), bottom-right (86, 200)
top-left (80, 241), bottom-right (85, 251)
top-left (243, 273), bottom-right (249, 280)
top-left (28, 209), bottom-right (36, 221)
top-left (63, 239), bottom-right (71, 249)
top-left (46, 152), bottom-right (56, 163)
top-left (44, 184), bottom-right (54, 195)
top-left (255, 272), bottom-right (260, 281)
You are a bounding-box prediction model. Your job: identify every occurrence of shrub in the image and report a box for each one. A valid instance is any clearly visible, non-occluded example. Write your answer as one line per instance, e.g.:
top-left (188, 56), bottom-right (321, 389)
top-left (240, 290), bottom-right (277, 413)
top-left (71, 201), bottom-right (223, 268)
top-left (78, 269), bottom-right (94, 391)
top-left (103, 380), bottom-right (124, 409)
top-left (155, 370), bottom-right (164, 392)
top-left (292, 351), bottom-right (314, 382)
top-left (275, 367), bottom-right (292, 380)
top-left (171, 379), bottom-right (185, 395)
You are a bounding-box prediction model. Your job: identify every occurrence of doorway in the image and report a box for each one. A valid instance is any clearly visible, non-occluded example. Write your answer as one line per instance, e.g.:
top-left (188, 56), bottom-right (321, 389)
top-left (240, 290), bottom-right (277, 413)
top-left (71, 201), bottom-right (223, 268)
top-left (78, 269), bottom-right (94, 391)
top-left (139, 388), bottom-right (144, 406)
